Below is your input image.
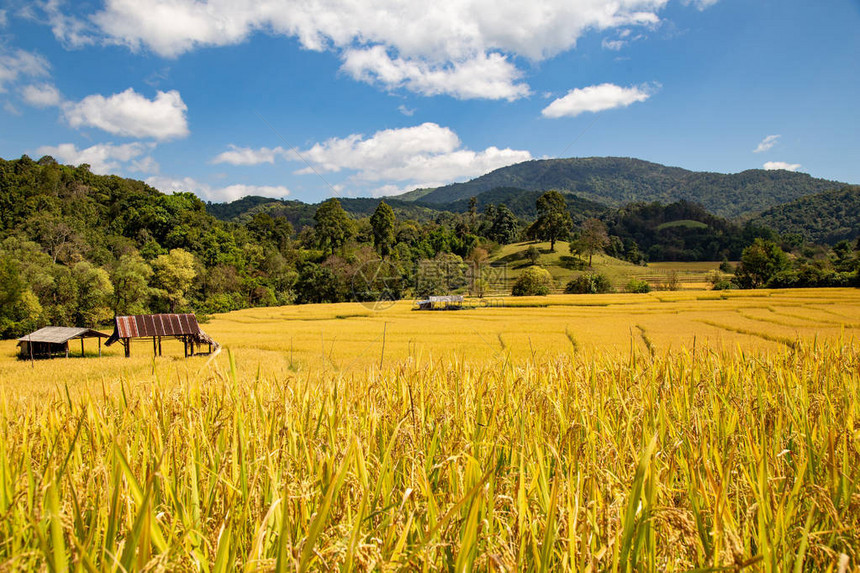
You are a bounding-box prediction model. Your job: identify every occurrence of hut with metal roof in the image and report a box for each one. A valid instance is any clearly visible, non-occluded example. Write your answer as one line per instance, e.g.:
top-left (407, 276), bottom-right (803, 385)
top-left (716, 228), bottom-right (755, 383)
top-left (415, 295), bottom-right (465, 310)
top-left (105, 314), bottom-right (218, 357)
top-left (17, 326), bottom-right (109, 359)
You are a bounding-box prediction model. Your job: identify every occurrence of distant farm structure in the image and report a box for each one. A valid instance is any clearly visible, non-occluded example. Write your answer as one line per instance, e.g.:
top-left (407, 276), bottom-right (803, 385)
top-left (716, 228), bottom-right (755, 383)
top-left (415, 295), bottom-right (465, 310)
top-left (17, 327), bottom-right (109, 359)
top-left (105, 314), bottom-right (218, 357)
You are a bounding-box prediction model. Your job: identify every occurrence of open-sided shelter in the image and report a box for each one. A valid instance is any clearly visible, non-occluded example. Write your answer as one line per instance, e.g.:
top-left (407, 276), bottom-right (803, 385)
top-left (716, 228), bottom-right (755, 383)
top-left (415, 295), bottom-right (465, 310)
top-left (105, 314), bottom-right (217, 357)
top-left (17, 327), bottom-right (109, 359)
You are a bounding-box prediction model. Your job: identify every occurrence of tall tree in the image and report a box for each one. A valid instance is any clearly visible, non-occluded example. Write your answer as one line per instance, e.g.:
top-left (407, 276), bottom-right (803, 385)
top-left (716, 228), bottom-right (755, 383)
top-left (314, 198), bottom-right (356, 255)
top-left (111, 254), bottom-right (153, 316)
top-left (733, 238), bottom-right (789, 288)
top-left (579, 218), bottom-right (610, 267)
top-left (535, 190), bottom-right (573, 252)
top-left (488, 205), bottom-right (519, 244)
top-left (71, 261), bottom-right (114, 326)
top-left (151, 248), bottom-right (197, 312)
top-left (370, 201), bottom-right (396, 258)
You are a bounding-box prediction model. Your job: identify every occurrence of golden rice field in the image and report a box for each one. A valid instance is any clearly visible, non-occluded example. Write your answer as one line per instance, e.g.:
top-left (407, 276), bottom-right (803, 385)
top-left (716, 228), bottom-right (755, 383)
top-left (1, 288), bottom-right (859, 571)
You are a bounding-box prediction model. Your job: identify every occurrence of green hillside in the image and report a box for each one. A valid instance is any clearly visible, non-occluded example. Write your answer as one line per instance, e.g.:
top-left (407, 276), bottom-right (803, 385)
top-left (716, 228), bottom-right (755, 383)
top-left (752, 186), bottom-right (860, 245)
top-left (486, 241), bottom-right (724, 292)
top-left (398, 157), bottom-right (848, 219)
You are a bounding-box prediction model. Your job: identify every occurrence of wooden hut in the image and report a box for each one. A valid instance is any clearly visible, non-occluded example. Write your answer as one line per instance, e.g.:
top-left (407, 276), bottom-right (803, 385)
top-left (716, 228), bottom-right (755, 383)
top-left (17, 327), bottom-right (109, 359)
top-left (415, 295), bottom-right (465, 310)
top-left (105, 314), bottom-right (218, 357)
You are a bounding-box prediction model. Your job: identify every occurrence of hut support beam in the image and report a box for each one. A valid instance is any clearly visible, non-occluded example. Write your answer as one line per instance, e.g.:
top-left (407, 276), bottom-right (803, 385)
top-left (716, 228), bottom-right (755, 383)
top-left (81, 338), bottom-right (85, 357)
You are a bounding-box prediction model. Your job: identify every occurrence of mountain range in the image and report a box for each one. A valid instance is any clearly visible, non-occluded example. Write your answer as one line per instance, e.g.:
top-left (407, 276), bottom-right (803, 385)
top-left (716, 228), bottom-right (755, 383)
top-left (396, 157), bottom-right (847, 219)
top-left (205, 157), bottom-right (856, 245)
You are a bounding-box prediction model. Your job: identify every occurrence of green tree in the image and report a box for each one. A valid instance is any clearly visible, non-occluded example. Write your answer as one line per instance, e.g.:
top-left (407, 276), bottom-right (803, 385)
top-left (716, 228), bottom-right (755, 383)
top-left (565, 273), bottom-right (614, 294)
top-left (370, 201), bottom-right (396, 258)
top-left (579, 218), bottom-right (609, 267)
top-left (151, 248), bottom-right (197, 312)
top-left (314, 198), bottom-right (356, 255)
top-left (0, 256), bottom-right (43, 336)
top-left (111, 254), bottom-right (154, 315)
top-left (535, 191), bottom-right (573, 251)
top-left (733, 238), bottom-right (790, 288)
top-left (71, 261), bottom-right (114, 326)
top-left (525, 245), bottom-right (541, 266)
top-left (488, 205), bottom-right (519, 245)
top-left (512, 266), bottom-right (553, 296)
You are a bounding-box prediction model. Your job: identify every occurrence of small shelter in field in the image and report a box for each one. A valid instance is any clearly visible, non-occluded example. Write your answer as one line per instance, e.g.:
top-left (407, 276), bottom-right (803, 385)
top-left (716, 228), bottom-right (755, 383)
top-left (415, 295), bottom-right (465, 310)
top-left (17, 327), bottom-right (109, 359)
top-left (105, 314), bottom-right (218, 357)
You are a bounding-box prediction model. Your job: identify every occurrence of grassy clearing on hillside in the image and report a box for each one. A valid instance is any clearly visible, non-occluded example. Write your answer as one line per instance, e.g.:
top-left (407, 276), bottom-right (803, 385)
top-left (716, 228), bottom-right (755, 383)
top-left (490, 241), bottom-right (725, 291)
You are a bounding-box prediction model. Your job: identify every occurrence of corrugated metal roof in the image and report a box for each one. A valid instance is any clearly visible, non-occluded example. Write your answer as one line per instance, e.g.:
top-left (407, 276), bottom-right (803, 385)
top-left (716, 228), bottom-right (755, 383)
top-left (113, 314), bottom-right (200, 337)
top-left (17, 327), bottom-right (109, 344)
top-left (106, 314), bottom-right (217, 347)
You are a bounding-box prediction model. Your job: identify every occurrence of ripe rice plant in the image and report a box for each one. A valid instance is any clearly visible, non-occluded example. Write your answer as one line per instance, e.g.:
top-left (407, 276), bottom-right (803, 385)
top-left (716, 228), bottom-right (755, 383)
top-left (1, 340), bottom-right (858, 571)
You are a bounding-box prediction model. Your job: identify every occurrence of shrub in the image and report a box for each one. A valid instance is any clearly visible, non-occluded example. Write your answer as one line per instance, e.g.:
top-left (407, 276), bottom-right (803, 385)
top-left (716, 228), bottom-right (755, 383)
top-left (525, 245), bottom-right (541, 265)
top-left (660, 270), bottom-right (681, 291)
top-left (711, 279), bottom-right (735, 290)
top-left (512, 266), bottom-right (553, 296)
top-left (565, 273), bottom-right (613, 294)
top-left (626, 278), bottom-right (651, 293)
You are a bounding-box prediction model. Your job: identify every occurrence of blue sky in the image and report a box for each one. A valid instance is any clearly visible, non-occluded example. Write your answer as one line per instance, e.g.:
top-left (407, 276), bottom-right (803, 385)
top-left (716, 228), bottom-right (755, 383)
top-left (1, 0), bottom-right (858, 203)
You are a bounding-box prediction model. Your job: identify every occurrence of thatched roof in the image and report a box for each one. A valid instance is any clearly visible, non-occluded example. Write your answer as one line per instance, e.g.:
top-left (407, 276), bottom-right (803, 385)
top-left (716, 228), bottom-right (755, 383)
top-left (17, 327), bottom-right (109, 345)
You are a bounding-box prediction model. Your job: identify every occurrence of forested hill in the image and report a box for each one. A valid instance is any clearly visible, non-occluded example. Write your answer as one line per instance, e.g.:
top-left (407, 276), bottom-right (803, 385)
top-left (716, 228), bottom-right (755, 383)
top-left (397, 157), bottom-right (848, 219)
top-left (209, 187), bottom-right (608, 227)
top-left (752, 186), bottom-right (860, 245)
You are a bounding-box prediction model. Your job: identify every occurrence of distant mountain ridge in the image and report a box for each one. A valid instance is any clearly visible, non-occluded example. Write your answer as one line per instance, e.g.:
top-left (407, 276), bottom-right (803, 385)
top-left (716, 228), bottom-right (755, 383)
top-left (397, 157), bottom-right (849, 219)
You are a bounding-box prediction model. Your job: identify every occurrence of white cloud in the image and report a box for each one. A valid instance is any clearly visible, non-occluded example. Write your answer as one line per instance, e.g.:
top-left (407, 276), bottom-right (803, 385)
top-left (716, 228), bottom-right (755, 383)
top-left (341, 47), bottom-right (529, 100)
top-left (369, 184), bottom-right (413, 197)
top-left (0, 48), bottom-right (50, 92)
top-left (0, 10), bottom-right (7, 28)
top-left (601, 39), bottom-right (627, 51)
top-left (763, 161), bottom-right (801, 172)
top-left (36, 142), bottom-right (157, 175)
top-left (84, 0), bottom-right (679, 99)
top-left (212, 144), bottom-right (292, 166)
top-left (542, 83), bottom-right (654, 118)
top-left (682, 0), bottom-right (720, 10)
top-left (40, 0), bottom-right (95, 48)
top-left (295, 122), bottom-right (531, 186)
top-left (63, 88), bottom-right (189, 140)
top-left (146, 176), bottom-right (289, 202)
top-left (754, 134), bottom-right (780, 153)
top-left (397, 105), bottom-right (415, 117)
top-left (21, 83), bottom-right (61, 107)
